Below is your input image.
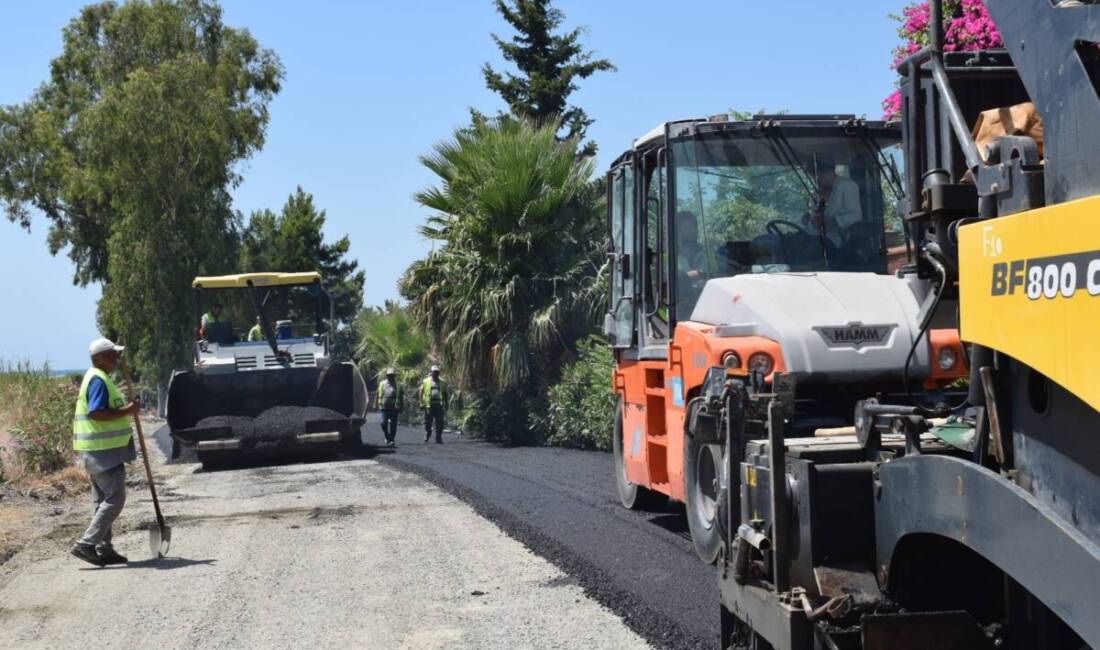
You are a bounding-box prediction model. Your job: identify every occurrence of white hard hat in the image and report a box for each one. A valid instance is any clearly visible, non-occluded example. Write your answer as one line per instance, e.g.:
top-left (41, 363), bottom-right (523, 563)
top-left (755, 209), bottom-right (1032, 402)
top-left (430, 364), bottom-right (440, 372)
top-left (89, 337), bottom-right (124, 356)
top-left (385, 367), bottom-right (396, 375)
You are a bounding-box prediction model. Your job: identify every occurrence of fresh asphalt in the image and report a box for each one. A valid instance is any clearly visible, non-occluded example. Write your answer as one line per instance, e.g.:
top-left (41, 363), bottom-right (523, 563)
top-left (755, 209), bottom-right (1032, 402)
top-left (156, 416), bottom-right (718, 650)
top-left (369, 417), bottom-right (717, 650)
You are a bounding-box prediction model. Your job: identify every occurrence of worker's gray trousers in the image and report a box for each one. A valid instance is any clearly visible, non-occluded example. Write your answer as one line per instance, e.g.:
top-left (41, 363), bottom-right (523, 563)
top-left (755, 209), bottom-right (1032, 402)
top-left (78, 464), bottom-right (126, 549)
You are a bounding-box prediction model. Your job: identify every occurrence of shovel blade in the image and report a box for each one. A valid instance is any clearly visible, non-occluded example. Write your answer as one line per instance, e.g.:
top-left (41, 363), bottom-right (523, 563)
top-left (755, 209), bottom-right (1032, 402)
top-left (149, 524), bottom-right (172, 559)
top-left (160, 525), bottom-right (172, 556)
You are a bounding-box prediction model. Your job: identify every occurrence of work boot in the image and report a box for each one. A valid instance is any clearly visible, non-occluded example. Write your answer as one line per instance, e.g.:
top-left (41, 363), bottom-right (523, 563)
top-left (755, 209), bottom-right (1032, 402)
top-left (96, 547), bottom-right (128, 565)
top-left (70, 542), bottom-right (106, 567)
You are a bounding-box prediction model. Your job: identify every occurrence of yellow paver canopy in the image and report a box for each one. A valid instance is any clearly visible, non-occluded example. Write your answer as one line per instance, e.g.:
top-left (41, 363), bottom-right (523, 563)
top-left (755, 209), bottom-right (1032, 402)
top-left (192, 272), bottom-right (322, 289)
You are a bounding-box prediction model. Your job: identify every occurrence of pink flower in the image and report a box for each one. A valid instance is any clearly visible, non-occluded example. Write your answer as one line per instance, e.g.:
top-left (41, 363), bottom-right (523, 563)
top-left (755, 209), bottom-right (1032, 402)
top-left (883, 1), bottom-right (1002, 119)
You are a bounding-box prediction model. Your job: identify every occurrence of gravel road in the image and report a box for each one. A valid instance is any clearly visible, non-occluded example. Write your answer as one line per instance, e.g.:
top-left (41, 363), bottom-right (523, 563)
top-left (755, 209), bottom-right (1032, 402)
top-left (363, 417), bottom-right (718, 650)
top-left (0, 426), bottom-right (650, 649)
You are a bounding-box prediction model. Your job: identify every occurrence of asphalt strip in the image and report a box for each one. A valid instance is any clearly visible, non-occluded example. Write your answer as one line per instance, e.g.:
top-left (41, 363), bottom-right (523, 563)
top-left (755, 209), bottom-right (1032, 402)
top-left (380, 456), bottom-right (710, 650)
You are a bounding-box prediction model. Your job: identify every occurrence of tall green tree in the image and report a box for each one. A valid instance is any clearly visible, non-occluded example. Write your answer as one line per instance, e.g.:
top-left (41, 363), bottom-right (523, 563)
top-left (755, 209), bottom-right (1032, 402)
top-left (402, 117), bottom-right (606, 395)
top-left (0, 0), bottom-right (282, 382)
top-left (238, 187), bottom-right (365, 326)
top-left (482, 0), bottom-right (614, 156)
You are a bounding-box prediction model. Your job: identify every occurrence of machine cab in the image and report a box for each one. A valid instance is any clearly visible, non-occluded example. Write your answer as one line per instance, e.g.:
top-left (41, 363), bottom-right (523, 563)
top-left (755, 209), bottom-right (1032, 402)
top-left (605, 115), bottom-right (907, 358)
top-left (191, 272), bottom-right (334, 374)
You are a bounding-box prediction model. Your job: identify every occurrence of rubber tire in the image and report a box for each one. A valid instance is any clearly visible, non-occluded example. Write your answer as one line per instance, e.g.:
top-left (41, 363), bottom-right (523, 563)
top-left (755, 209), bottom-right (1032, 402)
top-left (684, 431), bottom-right (723, 564)
top-left (613, 398), bottom-right (668, 511)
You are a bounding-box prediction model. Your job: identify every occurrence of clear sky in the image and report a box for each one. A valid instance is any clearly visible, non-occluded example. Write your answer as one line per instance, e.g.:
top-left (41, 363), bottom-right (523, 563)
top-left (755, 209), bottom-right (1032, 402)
top-left (0, 0), bottom-right (905, 369)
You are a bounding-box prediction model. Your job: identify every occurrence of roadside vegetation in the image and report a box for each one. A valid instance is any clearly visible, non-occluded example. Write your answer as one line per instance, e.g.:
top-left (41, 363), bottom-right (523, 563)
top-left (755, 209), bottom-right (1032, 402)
top-left (0, 362), bottom-right (80, 483)
top-left (542, 337), bottom-right (616, 451)
top-left (393, 0), bottom-right (614, 445)
top-left (401, 116), bottom-right (606, 444)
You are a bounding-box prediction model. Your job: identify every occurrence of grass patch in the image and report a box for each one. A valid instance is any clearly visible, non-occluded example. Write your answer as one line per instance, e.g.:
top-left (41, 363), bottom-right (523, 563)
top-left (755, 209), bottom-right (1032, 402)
top-left (0, 361), bottom-right (80, 481)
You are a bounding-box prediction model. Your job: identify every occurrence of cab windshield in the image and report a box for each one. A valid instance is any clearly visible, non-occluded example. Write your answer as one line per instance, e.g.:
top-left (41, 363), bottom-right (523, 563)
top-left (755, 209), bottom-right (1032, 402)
top-left (671, 130), bottom-right (905, 316)
top-left (196, 284), bottom-right (327, 345)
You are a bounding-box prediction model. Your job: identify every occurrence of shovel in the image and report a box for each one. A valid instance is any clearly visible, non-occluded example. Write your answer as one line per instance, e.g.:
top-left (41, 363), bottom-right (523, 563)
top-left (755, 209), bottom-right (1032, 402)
top-left (121, 358), bottom-right (172, 559)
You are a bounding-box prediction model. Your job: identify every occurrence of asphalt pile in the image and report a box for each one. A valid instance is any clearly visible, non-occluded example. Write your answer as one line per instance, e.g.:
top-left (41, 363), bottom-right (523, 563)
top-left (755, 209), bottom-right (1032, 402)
top-left (196, 406), bottom-right (345, 440)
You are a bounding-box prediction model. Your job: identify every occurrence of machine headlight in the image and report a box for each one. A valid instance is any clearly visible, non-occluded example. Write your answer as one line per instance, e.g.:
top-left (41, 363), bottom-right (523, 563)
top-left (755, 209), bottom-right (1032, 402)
top-left (722, 351), bottom-right (741, 371)
top-left (937, 347), bottom-right (957, 371)
top-left (748, 352), bottom-right (774, 376)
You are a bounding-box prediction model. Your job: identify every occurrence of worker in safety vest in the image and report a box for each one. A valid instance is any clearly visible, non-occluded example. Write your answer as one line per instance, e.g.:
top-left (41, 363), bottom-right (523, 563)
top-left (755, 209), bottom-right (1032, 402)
top-left (246, 316), bottom-right (264, 342)
top-left (201, 303), bottom-right (224, 331)
top-left (420, 365), bottom-right (448, 444)
top-left (70, 338), bottom-right (138, 567)
top-left (376, 368), bottom-right (403, 446)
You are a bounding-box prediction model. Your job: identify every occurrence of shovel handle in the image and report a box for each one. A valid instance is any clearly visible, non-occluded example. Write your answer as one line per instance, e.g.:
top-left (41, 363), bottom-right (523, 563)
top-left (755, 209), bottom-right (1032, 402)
top-left (121, 357), bottom-right (166, 528)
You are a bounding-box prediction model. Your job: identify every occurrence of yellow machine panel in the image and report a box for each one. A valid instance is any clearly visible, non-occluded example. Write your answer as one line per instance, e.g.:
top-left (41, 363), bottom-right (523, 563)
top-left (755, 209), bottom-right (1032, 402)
top-left (959, 195), bottom-right (1100, 412)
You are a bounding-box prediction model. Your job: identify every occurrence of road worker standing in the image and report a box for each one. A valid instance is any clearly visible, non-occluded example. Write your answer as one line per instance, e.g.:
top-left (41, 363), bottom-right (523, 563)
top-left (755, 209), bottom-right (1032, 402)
top-left (70, 338), bottom-right (138, 567)
top-left (420, 365), bottom-right (448, 444)
top-left (376, 368), bottom-right (403, 446)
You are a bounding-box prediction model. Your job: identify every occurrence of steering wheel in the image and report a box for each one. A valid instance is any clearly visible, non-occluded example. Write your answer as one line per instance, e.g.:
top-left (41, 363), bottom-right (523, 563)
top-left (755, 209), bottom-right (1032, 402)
top-left (765, 219), bottom-right (809, 237)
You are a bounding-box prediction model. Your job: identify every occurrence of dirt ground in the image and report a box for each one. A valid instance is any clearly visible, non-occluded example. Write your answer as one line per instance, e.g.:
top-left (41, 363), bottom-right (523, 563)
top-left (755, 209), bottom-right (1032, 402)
top-left (0, 469), bottom-right (87, 562)
top-left (0, 418), bottom-right (160, 566)
top-left (0, 421), bottom-right (651, 649)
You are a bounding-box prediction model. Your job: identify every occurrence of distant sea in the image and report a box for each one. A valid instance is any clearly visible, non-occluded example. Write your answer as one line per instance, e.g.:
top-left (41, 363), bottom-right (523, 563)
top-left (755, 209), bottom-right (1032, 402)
top-left (49, 369), bottom-right (83, 377)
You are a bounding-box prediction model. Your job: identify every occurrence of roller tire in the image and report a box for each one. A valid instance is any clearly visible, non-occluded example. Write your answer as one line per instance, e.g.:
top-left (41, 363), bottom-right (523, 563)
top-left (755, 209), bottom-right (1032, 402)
top-left (684, 431), bottom-right (723, 564)
top-left (613, 398), bottom-right (668, 511)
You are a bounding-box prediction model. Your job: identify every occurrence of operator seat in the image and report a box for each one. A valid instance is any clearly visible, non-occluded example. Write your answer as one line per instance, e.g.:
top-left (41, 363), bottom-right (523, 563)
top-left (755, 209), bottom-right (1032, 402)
top-left (204, 321), bottom-right (234, 345)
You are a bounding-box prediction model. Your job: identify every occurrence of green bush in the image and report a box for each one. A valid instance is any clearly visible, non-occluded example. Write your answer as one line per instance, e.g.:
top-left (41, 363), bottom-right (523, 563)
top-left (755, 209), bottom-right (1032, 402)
top-left (459, 388), bottom-right (545, 446)
top-left (544, 337), bottom-right (615, 451)
top-left (0, 363), bottom-right (80, 476)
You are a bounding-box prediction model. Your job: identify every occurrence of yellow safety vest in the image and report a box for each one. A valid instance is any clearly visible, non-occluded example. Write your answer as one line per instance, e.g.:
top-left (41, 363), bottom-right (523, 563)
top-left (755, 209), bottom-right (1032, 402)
top-left (421, 377), bottom-right (446, 409)
top-left (247, 324), bottom-right (264, 341)
top-left (377, 381), bottom-right (404, 410)
top-left (72, 367), bottom-right (133, 452)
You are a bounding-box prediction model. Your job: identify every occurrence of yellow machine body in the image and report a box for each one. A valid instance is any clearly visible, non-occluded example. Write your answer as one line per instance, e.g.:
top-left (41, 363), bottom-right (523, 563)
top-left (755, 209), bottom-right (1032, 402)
top-left (959, 194), bottom-right (1100, 412)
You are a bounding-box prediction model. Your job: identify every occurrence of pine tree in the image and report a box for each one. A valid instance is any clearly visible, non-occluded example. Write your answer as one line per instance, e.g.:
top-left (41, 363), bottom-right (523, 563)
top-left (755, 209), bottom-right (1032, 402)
top-left (482, 0), bottom-right (614, 156)
top-left (239, 187), bottom-right (365, 326)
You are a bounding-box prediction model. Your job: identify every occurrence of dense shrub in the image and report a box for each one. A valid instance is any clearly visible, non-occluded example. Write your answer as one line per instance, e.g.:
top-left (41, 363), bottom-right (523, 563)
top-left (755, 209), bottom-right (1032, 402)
top-left (544, 337), bottom-right (615, 451)
top-left (459, 388), bottom-right (545, 446)
top-left (447, 339), bottom-right (616, 450)
top-left (0, 363), bottom-right (79, 477)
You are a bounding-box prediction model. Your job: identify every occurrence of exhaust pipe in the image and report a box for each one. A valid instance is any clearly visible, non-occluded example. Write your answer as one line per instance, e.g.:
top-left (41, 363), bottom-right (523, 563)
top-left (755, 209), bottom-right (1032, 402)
top-left (195, 439), bottom-right (241, 451)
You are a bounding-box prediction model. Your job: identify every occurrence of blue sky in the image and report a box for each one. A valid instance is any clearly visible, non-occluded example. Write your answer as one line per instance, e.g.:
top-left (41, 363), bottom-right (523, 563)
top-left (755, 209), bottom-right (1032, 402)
top-left (0, 0), bottom-right (905, 369)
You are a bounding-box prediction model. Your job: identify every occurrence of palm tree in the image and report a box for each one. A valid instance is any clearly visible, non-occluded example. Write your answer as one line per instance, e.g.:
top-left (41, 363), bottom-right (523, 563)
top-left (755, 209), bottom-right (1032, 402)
top-left (354, 300), bottom-right (430, 380)
top-left (404, 117), bottom-right (606, 393)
